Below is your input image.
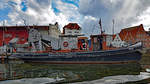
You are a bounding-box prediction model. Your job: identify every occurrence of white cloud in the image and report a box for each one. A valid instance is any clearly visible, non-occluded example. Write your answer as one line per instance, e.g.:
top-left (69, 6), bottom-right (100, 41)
top-left (5, 0), bottom-right (71, 32)
top-left (80, 15), bottom-right (100, 37)
top-left (1, 0), bottom-right (84, 33)
top-left (2, 0), bottom-right (150, 35)
top-left (111, 0), bottom-right (141, 33)
top-left (114, 0), bottom-right (139, 23)
top-left (0, 0), bottom-right (10, 9)
top-left (0, 22), bottom-right (2, 26)
top-left (112, 0), bottom-right (150, 32)
top-left (55, 0), bottom-right (82, 22)
top-left (132, 7), bottom-right (150, 31)
top-left (101, 0), bottom-right (121, 8)
top-left (79, 0), bottom-right (150, 34)
top-left (84, 16), bottom-right (97, 21)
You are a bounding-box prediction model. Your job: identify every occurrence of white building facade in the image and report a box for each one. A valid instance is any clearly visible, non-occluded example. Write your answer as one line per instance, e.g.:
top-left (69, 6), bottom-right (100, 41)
top-left (59, 23), bottom-right (82, 50)
top-left (106, 35), bottom-right (113, 47)
top-left (28, 23), bottom-right (61, 51)
top-left (59, 36), bottom-right (78, 50)
top-left (111, 34), bottom-right (127, 47)
top-left (64, 28), bottom-right (81, 35)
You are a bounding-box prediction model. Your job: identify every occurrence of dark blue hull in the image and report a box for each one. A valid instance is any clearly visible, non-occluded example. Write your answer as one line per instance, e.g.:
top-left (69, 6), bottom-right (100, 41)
top-left (11, 48), bottom-right (142, 64)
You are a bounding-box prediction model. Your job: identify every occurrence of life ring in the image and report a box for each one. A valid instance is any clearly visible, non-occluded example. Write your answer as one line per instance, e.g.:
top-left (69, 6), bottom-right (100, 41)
top-left (63, 41), bottom-right (68, 47)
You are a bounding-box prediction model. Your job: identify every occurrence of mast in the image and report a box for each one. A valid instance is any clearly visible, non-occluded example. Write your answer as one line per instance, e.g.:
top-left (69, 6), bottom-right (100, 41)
top-left (112, 19), bottom-right (115, 35)
top-left (2, 21), bottom-right (5, 46)
top-left (99, 18), bottom-right (103, 35)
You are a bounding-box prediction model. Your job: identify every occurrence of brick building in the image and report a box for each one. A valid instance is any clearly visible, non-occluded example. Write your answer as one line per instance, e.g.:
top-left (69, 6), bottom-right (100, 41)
top-left (119, 24), bottom-right (150, 48)
top-left (90, 24), bottom-right (150, 50)
top-left (0, 26), bottom-right (28, 46)
top-left (0, 23), bottom-right (61, 53)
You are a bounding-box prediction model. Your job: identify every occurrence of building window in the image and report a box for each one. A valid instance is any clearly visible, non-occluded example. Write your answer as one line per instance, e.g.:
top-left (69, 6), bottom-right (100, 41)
top-left (94, 37), bottom-right (97, 43)
top-left (75, 31), bottom-right (79, 33)
top-left (68, 31), bottom-right (72, 33)
top-left (5, 34), bottom-right (12, 38)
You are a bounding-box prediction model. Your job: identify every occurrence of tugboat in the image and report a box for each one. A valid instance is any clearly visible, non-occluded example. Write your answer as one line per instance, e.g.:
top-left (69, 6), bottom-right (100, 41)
top-left (9, 19), bottom-right (142, 64)
top-left (10, 42), bottom-right (142, 64)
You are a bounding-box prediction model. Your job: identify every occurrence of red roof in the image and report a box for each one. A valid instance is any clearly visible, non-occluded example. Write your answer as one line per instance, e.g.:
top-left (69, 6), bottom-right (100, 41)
top-left (63, 23), bottom-right (81, 34)
top-left (63, 23), bottom-right (81, 30)
top-left (119, 24), bottom-right (145, 41)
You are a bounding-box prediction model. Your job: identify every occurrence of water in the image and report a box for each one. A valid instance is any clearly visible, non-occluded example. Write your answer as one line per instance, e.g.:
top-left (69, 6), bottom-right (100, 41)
top-left (1, 72), bottom-right (150, 84)
top-left (71, 72), bottom-right (150, 84)
top-left (0, 60), bottom-right (148, 84)
top-left (0, 78), bottom-right (64, 84)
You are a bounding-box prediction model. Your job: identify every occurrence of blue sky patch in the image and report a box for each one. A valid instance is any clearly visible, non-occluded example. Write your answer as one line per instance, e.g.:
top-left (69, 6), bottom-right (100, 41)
top-left (61, 0), bottom-right (79, 7)
top-left (21, 1), bottom-right (27, 12)
top-left (0, 7), bottom-right (11, 21)
top-left (69, 17), bottom-right (75, 21)
top-left (53, 7), bottom-right (60, 14)
top-left (52, 1), bottom-right (60, 14)
top-left (0, 1), bottom-right (17, 21)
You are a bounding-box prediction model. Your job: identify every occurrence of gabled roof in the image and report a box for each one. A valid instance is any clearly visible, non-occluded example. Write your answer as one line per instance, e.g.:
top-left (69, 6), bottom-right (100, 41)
top-left (119, 24), bottom-right (145, 41)
top-left (63, 23), bottom-right (81, 34)
top-left (63, 23), bottom-right (81, 30)
top-left (113, 34), bottom-right (122, 41)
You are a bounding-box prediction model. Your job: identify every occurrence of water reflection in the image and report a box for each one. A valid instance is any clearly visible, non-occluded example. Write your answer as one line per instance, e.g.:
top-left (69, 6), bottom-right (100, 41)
top-left (0, 60), bottom-right (142, 83)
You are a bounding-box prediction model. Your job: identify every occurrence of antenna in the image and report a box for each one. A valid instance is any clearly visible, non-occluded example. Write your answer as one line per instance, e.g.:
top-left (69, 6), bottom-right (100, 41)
top-left (22, 18), bottom-right (26, 26)
top-left (112, 19), bottom-right (115, 35)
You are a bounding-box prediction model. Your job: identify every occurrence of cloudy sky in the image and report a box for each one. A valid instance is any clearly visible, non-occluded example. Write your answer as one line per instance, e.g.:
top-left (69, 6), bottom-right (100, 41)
top-left (0, 0), bottom-right (150, 36)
